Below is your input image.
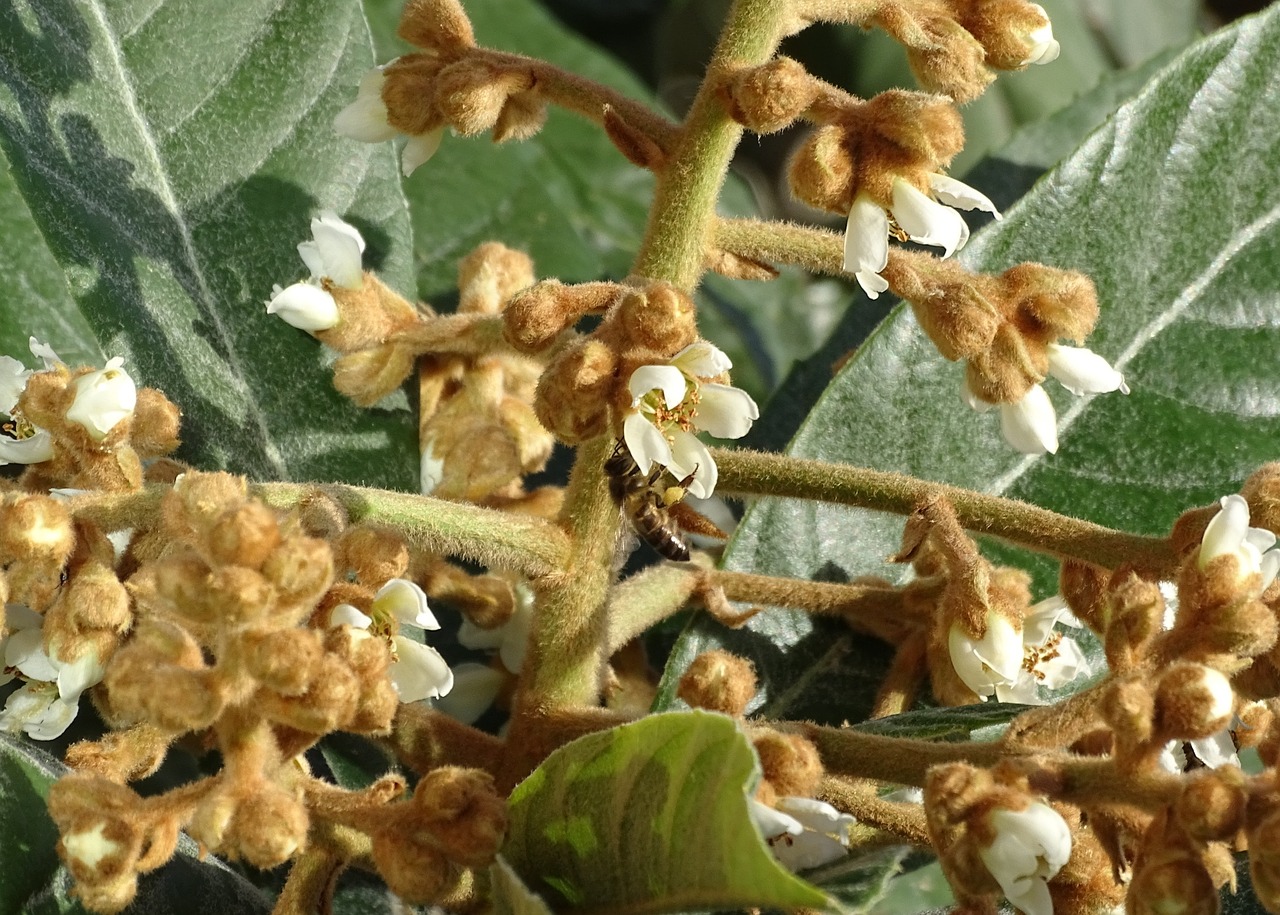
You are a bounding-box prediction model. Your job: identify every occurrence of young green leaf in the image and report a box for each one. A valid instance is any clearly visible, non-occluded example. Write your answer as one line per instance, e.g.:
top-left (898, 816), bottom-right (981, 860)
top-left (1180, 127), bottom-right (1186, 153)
top-left (503, 710), bottom-right (828, 913)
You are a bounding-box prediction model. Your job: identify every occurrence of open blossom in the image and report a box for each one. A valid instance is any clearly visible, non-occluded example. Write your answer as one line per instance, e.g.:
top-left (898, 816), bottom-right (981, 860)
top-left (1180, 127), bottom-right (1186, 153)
top-left (265, 212), bottom-right (364, 333)
top-left (623, 342), bottom-right (759, 500)
top-left (844, 175), bottom-right (1000, 299)
top-left (66, 357), bottom-right (137, 440)
top-left (0, 604), bottom-right (106, 740)
top-left (749, 796), bottom-right (854, 871)
top-left (978, 802), bottom-right (1071, 915)
top-left (334, 66), bottom-right (444, 177)
top-left (965, 344), bottom-right (1128, 455)
top-left (948, 597), bottom-right (1089, 703)
top-left (1198, 494), bottom-right (1280, 591)
top-left (329, 579), bottom-right (454, 703)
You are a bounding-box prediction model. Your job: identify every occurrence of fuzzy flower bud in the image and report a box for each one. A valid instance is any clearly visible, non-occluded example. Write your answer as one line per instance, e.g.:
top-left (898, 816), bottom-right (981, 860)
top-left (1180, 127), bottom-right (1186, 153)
top-left (1154, 663), bottom-right (1234, 742)
top-left (753, 731), bottom-right (823, 799)
top-left (677, 650), bottom-right (757, 717)
top-left (722, 57), bottom-right (818, 134)
top-left (413, 766), bottom-right (509, 868)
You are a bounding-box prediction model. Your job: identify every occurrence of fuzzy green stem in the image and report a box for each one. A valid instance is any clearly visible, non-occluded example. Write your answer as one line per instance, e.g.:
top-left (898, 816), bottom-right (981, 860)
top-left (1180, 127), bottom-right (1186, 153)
top-left (255, 483), bottom-right (570, 577)
top-left (630, 0), bottom-right (791, 286)
top-left (517, 435), bottom-right (621, 710)
top-left (713, 448), bottom-right (1179, 575)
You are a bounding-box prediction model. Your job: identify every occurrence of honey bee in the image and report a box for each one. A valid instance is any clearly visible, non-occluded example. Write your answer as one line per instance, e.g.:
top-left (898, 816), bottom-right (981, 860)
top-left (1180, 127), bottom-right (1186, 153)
top-left (604, 442), bottom-right (694, 562)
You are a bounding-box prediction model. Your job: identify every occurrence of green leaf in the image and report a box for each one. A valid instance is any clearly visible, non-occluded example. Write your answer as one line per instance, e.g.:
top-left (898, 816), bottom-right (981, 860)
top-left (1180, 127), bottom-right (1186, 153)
top-left (815, 846), bottom-right (911, 914)
top-left (503, 710), bottom-right (828, 914)
top-left (664, 4), bottom-right (1280, 714)
top-left (318, 733), bottom-right (398, 790)
top-left (0, 732), bottom-right (270, 914)
top-left (849, 704), bottom-right (1026, 743)
top-left (0, 0), bottom-right (417, 488)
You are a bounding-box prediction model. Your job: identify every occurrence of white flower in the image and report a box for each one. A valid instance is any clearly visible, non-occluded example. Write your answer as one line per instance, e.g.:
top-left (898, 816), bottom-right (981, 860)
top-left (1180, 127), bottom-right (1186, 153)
top-left (0, 603), bottom-right (105, 740)
top-left (1199, 494), bottom-right (1280, 591)
top-left (995, 597), bottom-right (1091, 705)
top-left (749, 797), bottom-right (854, 871)
top-left (949, 598), bottom-right (1089, 704)
top-left (267, 211), bottom-right (365, 334)
top-left (0, 338), bottom-right (63, 466)
top-left (432, 662), bottom-right (506, 725)
top-left (843, 176), bottom-right (1000, 299)
top-left (623, 342), bottom-right (759, 500)
top-left (1022, 5), bottom-right (1061, 66)
top-left (334, 66), bottom-right (445, 177)
top-left (948, 611), bottom-right (1024, 700)
top-left (329, 579), bottom-right (454, 703)
top-left (297, 211), bottom-right (365, 290)
top-left (979, 802), bottom-right (1071, 915)
top-left (0, 356), bottom-right (31, 414)
top-left (1045, 344), bottom-right (1128, 396)
top-left (65, 357), bottom-right (137, 440)
top-left (999, 384), bottom-right (1060, 455)
top-left (266, 283), bottom-right (340, 332)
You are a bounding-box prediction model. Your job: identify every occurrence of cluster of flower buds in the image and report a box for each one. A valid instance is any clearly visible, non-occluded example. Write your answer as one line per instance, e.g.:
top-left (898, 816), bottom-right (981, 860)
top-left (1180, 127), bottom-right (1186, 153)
top-left (0, 338), bottom-right (180, 489)
top-left (504, 279), bottom-right (758, 499)
top-left (334, 0), bottom-right (546, 175)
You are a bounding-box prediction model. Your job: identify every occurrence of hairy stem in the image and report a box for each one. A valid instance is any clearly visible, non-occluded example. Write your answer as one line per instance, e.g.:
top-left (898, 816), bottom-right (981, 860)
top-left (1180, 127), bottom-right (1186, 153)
top-left (713, 449), bottom-right (1178, 575)
top-left (631, 0), bottom-right (791, 286)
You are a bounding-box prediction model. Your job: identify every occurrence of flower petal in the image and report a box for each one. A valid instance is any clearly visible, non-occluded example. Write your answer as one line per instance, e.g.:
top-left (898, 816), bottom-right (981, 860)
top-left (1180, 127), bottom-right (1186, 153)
top-left (29, 338), bottom-right (62, 369)
top-left (775, 797), bottom-right (854, 838)
top-left (772, 829), bottom-right (850, 871)
top-left (1200, 494), bottom-right (1251, 569)
top-left (333, 69), bottom-right (399, 142)
top-left (999, 385), bottom-right (1058, 455)
top-left (668, 429), bottom-right (717, 500)
top-left (432, 662), bottom-right (505, 724)
top-left (843, 193), bottom-right (890, 280)
top-left (0, 684), bottom-right (79, 740)
top-left (374, 579), bottom-right (439, 630)
top-left (670, 342), bottom-right (733, 379)
top-left (0, 429), bottom-right (53, 465)
top-left (1045, 343), bottom-right (1128, 395)
top-left (628, 364), bottom-right (687, 409)
top-left (1022, 595), bottom-right (1070, 646)
top-left (401, 127), bottom-right (445, 176)
top-left (66, 358), bottom-right (138, 441)
top-left (928, 173), bottom-right (1001, 219)
top-left (308, 214), bottom-right (365, 289)
top-left (623, 411), bottom-right (672, 476)
top-left (420, 439), bottom-right (446, 494)
top-left (390, 636), bottom-right (454, 702)
top-left (54, 647), bottom-right (105, 702)
top-left (1023, 5), bottom-right (1061, 65)
top-left (0, 355), bottom-right (31, 414)
top-left (855, 270), bottom-right (890, 300)
top-left (267, 282), bottom-right (340, 333)
top-left (1190, 728), bottom-right (1239, 769)
top-left (694, 383), bottom-right (759, 440)
top-left (5, 628), bottom-right (58, 682)
top-left (748, 799), bottom-right (803, 840)
top-left (329, 603), bottom-right (373, 630)
top-left (890, 180), bottom-right (968, 257)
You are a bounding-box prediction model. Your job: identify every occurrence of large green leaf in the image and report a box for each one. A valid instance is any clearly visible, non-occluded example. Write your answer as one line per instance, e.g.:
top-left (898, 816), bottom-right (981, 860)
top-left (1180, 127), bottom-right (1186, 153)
top-left (503, 710), bottom-right (828, 914)
top-left (0, 732), bottom-right (270, 914)
top-left (0, 0), bottom-right (417, 487)
top-left (663, 4), bottom-right (1280, 714)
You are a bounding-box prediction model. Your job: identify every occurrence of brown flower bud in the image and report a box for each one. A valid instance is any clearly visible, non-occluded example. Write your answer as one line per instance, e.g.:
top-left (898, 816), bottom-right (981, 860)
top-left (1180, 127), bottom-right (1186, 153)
top-left (534, 338), bottom-right (615, 442)
top-left (1243, 464), bottom-right (1280, 539)
top-left (53, 560), bottom-right (132, 635)
top-left (208, 501), bottom-right (281, 570)
top-left (129, 387), bottom-right (181, 458)
top-left (0, 493), bottom-right (74, 564)
top-left (1154, 663), bottom-right (1235, 742)
top-left (752, 731), bottom-right (823, 799)
top-left (1103, 569), bottom-right (1164, 669)
top-left (616, 284), bottom-right (698, 353)
top-left (964, 323), bottom-right (1041, 406)
top-left (332, 342), bottom-right (418, 407)
top-left (859, 89), bottom-right (966, 165)
top-left (1250, 808), bottom-right (1280, 911)
top-left (492, 89), bottom-right (547, 143)
top-left (1059, 560), bottom-right (1108, 634)
top-left (721, 57), bottom-right (818, 134)
top-left (1001, 263), bottom-right (1099, 345)
top-left (371, 829), bottom-right (456, 904)
top-left (256, 655), bottom-right (359, 733)
top-left (435, 60), bottom-right (532, 136)
top-left (787, 125), bottom-right (853, 214)
top-left (226, 787), bottom-right (309, 869)
top-left (398, 0), bottom-right (475, 51)
top-left (294, 489), bottom-right (348, 540)
top-left (954, 0), bottom-right (1057, 71)
top-left (457, 243), bottom-right (535, 315)
top-left (882, 11), bottom-right (993, 104)
top-left (381, 54), bottom-right (449, 137)
top-left (163, 472), bottom-right (248, 543)
top-left (504, 280), bottom-right (617, 353)
top-left (1128, 855), bottom-right (1218, 915)
top-left (261, 534), bottom-right (334, 616)
top-left (337, 525), bottom-right (409, 586)
top-left (1176, 767), bottom-right (1246, 843)
top-left (241, 627), bottom-right (323, 696)
top-left (414, 767), bottom-right (509, 868)
top-left (677, 650), bottom-right (757, 717)
top-left (1100, 676), bottom-right (1156, 750)
top-left (906, 271), bottom-right (1003, 362)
